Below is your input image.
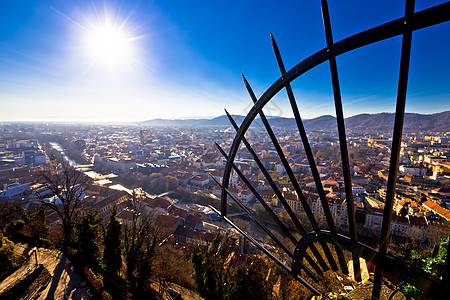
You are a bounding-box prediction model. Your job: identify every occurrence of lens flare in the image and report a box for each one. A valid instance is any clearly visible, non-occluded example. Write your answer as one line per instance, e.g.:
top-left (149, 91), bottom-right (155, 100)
top-left (80, 11), bottom-right (142, 70)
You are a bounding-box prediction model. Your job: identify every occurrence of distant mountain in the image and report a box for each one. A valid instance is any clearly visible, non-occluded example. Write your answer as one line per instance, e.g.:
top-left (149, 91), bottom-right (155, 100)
top-left (302, 115), bottom-right (337, 130)
top-left (141, 111), bottom-right (449, 132)
top-left (343, 111), bottom-right (450, 132)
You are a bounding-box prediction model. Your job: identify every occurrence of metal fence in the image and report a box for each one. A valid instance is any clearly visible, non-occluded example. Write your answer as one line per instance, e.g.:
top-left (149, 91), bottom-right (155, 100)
top-left (212, 1), bottom-right (450, 299)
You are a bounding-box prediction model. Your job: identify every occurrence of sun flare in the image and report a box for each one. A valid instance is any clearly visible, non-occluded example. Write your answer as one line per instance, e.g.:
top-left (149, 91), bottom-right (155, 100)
top-left (82, 14), bottom-right (140, 69)
top-left (87, 24), bottom-right (130, 60)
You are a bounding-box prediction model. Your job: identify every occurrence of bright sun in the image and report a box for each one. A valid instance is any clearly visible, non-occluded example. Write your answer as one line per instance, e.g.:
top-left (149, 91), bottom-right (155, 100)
top-left (82, 15), bottom-right (139, 69)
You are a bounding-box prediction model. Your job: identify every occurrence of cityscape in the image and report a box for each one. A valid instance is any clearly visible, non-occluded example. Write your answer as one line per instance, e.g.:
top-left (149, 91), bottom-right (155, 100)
top-left (1, 0), bottom-right (450, 299)
top-left (0, 111), bottom-right (449, 298)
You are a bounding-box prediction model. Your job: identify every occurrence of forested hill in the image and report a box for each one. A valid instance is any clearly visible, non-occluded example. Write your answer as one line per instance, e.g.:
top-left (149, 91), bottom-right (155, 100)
top-left (142, 111), bottom-right (449, 132)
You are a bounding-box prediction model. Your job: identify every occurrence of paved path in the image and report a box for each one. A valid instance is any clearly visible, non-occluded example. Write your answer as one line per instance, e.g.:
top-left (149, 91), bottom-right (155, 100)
top-left (1, 243), bottom-right (93, 300)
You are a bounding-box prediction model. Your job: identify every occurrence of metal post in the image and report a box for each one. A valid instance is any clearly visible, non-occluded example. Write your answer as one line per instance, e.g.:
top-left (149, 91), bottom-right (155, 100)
top-left (33, 247), bottom-right (38, 266)
top-left (372, 1), bottom-right (415, 299)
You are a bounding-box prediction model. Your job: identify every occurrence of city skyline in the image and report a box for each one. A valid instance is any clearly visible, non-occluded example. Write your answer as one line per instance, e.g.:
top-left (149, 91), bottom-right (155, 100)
top-left (1, 0), bottom-right (449, 123)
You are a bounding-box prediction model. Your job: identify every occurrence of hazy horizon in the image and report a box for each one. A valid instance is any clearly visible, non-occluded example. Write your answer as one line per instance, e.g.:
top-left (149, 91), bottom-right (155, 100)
top-left (1, 0), bottom-right (449, 122)
top-left (0, 109), bottom-right (448, 125)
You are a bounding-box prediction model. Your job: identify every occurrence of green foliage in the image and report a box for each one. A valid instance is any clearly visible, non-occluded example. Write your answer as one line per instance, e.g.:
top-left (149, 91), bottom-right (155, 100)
top-left (191, 246), bottom-right (206, 293)
top-left (424, 237), bottom-right (448, 278)
top-left (6, 219), bottom-right (25, 239)
top-left (123, 194), bottom-right (157, 286)
top-left (77, 213), bottom-right (100, 261)
top-left (6, 206), bottom-right (49, 242)
top-left (84, 267), bottom-right (112, 300)
top-left (191, 234), bottom-right (239, 300)
top-left (124, 226), bottom-right (144, 281)
top-left (311, 292), bottom-right (351, 300)
top-left (136, 232), bottom-right (158, 289)
top-left (410, 249), bottom-right (420, 260)
top-left (0, 235), bottom-right (15, 271)
top-left (0, 201), bottom-right (16, 233)
top-left (103, 206), bottom-right (122, 274)
top-left (401, 284), bottom-right (423, 300)
top-left (402, 237), bottom-right (449, 299)
top-left (124, 227), bottom-right (158, 284)
top-left (16, 205), bottom-right (31, 223)
top-left (29, 207), bottom-right (49, 241)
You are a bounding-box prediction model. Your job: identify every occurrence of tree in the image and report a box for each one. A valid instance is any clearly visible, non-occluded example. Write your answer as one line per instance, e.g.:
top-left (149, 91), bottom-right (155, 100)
top-left (7, 206), bottom-right (49, 242)
top-left (77, 213), bottom-right (100, 261)
top-left (164, 175), bottom-right (179, 191)
top-left (0, 200), bottom-right (16, 233)
top-left (39, 161), bottom-right (88, 245)
top-left (401, 237), bottom-right (449, 300)
top-left (229, 258), bottom-right (274, 300)
top-left (136, 232), bottom-right (158, 290)
top-left (103, 206), bottom-right (122, 274)
top-left (0, 232), bottom-right (15, 271)
top-left (152, 244), bottom-right (194, 296)
top-left (24, 207), bottom-right (49, 241)
top-left (191, 234), bottom-right (236, 300)
top-left (123, 191), bottom-right (156, 284)
top-left (399, 203), bottom-right (409, 217)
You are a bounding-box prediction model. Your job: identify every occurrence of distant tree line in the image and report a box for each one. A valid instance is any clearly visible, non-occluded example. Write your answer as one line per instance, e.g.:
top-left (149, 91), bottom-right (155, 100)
top-left (116, 172), bottom-right (178, 195)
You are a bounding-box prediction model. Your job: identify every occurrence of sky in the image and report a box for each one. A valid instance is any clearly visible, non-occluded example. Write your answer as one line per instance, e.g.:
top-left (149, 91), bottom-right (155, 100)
top-left (0, 0), bottom-right (449, 123)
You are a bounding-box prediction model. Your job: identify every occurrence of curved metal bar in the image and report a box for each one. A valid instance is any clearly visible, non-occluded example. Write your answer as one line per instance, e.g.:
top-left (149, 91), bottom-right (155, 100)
top-left (243, 74), bottom-right (339, 271)
top-left (208, 205), bottom-right (321, 295)
top-left (292, 231), bottom-right (445, 299)
top-left (219, 1), bottom-right (450, 295)
top-left (224, 111), bottom-right (298, 246)
top-left (209, 173), bottom-right (319, 281)
top-left (219, 116), bottom-right (325, 274)
top-left (387, 286), bottom-right (404, 300)
top-left (271, 32), bottom-right (348, 274)
top-left (220, 2), bottom-right (450, 218)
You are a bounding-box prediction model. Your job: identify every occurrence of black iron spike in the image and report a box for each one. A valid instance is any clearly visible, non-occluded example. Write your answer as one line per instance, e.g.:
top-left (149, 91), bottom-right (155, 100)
top-left (209, 174), bottom-right (320, 281)
top-left (220, 1), bottom-right (450, 231)
top-left (215, 141), bottom-right (325, 275)
top-left (208, 205), bottom-right (321, 295)
top-left (372, 0), bottom-right (415, 298)
top-left (215, 140), bottom-right (297, 244)
top-left (223, 113), bottom-right (329, 273)
top-left (242, 73), bottom-right (339, 271)
top-left (209, 173), bottom-right (295, 258)
top-left (320, 0), bottom-right (358, 277)
top-left (271, 31), bottom-right (347, 274)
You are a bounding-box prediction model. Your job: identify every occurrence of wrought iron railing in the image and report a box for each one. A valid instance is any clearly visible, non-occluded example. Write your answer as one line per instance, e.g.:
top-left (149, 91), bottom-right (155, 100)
top-left (212, 0), bottom-right (450, 299)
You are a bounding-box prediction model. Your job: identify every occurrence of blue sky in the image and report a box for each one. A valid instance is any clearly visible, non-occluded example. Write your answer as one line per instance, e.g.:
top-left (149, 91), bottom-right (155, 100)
top-left (0, 0), bottom-right (449, 122)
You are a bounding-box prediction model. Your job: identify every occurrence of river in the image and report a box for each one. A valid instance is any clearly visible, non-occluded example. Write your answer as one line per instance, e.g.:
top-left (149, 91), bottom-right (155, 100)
top-left (49, 142), bottom-right (78, 166)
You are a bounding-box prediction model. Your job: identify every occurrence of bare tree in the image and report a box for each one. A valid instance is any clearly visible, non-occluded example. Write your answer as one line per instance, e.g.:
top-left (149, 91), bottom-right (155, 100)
top-left (38, 161), bottom-right (88, 245)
